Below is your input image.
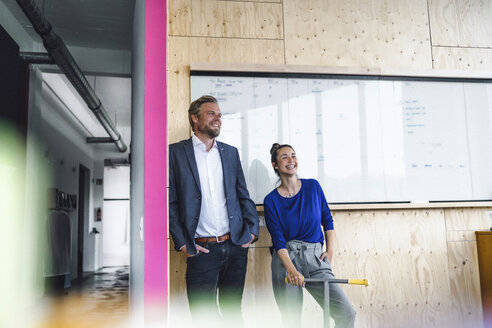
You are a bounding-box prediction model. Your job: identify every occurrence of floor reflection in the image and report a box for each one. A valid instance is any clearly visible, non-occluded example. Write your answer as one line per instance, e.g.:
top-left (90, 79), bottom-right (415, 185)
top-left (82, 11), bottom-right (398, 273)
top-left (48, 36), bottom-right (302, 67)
top-left (38, 266), bottom-right (129, 328)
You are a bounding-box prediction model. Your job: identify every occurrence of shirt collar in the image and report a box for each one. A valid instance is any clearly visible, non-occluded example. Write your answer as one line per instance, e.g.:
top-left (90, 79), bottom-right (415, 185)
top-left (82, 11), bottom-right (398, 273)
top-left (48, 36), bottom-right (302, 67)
top-left (192, 134), bottom-right (217, 151)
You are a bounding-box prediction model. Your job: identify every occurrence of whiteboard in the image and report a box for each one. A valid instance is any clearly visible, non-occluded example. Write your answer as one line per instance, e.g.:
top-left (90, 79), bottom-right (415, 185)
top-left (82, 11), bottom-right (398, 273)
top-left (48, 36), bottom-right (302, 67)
top-left (191, 74), bottom-right (492, 204)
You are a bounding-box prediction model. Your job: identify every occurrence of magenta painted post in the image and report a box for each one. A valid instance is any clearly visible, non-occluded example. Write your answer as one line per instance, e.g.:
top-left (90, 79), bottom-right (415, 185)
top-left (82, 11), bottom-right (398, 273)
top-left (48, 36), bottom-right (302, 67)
top-left (144, 0), bottom-right (167, 322)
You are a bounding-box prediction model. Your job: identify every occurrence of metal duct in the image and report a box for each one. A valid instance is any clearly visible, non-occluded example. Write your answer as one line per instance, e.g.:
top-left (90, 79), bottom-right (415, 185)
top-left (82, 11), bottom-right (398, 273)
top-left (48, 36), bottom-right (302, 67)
top-left (19, 51), bottom-right (55, 64)
top-left (86, 137), bottom-right (113, 143)
top-left (16, 0), bottom-right (128, 152)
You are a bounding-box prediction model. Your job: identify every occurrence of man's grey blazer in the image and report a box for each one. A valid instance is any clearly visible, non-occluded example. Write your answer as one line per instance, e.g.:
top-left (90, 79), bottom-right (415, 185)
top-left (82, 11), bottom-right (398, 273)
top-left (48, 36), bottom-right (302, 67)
top-left (169, 137), bottom-right (259, 254)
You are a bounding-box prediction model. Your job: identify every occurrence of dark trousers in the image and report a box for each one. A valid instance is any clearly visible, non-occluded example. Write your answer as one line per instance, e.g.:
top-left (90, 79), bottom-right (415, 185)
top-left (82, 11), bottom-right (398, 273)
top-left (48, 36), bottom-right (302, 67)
top-left (185, 239), bottom-right (249, 326)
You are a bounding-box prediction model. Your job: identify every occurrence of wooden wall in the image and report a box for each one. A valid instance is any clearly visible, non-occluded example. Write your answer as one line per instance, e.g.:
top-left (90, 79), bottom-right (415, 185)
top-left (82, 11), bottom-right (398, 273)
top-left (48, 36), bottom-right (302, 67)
top-left (167, 1), bottom-right (492, 327)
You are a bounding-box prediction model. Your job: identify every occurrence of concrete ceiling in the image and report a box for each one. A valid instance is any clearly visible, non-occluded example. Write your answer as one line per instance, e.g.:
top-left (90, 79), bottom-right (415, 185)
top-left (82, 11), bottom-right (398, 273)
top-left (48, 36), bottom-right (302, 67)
top-left (2, 0), bottom-right (134, 148)
top-left (2, 0), bottom-right (134, 50)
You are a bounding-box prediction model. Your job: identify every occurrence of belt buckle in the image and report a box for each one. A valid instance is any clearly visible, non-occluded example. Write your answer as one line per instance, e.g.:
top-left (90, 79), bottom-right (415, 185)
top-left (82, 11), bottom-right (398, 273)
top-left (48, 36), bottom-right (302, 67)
top-left (216, 235), bottom-right (225, 243)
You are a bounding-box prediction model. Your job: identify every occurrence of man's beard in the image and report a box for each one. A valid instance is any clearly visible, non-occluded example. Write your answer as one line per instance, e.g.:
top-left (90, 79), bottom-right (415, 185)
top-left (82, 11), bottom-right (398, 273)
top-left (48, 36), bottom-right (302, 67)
top-left (198, 123), bottom-right (220, 138)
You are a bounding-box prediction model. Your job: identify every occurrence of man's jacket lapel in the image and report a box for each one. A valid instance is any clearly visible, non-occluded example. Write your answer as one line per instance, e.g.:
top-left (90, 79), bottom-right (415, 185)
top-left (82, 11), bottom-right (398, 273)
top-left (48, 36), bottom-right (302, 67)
top-left (217, 141), bottom-right (231, 195)
top-left (184, 138), bottom-right (201, 193)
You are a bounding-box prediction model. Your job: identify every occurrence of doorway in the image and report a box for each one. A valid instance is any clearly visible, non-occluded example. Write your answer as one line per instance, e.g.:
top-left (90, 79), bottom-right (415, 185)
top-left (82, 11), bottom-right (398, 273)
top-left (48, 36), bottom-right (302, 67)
top-left (78, 164), bottom-right (90, 276)
top-left (102, 165), bottom-right (130, 267)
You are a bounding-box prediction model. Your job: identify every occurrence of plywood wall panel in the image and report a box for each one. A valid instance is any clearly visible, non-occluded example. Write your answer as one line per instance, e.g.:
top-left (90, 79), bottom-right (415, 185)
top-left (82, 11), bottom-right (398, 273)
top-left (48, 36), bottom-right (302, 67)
top-left (169, 0), bottom-right (283, 39)
top-left (169, 249), bottom-right (193, 328)
top-left (447, 241), bottom-right (484, 328)
top-left (242, 247), bottom-right (283, 326)
top-left (332, 209), bottom-right (454, 327)
top-left (429, 0), bottom-right (492, 48)
top-left (168, 206), bottom-right (485, 328)
top-left (444, 206), bottom-right (489, 327)
top-left (283, 0), bottom-right (432, 69)
top-left (255, 225), bottom-right (272, 248)
top-left (433, 47), bottom-right (492, 70)
top-left (167, 1), bottom-right (491, 325)
top-left (333, 210), bottom-right (447, 254)
top-left (444, 208), bottom-right (490, 231)
top-left (447, 230), bottom-right (477, 242)
top-left (167, 36), bottom-right (284, 143)
top-left (220, 0), bottom-right (281, 2)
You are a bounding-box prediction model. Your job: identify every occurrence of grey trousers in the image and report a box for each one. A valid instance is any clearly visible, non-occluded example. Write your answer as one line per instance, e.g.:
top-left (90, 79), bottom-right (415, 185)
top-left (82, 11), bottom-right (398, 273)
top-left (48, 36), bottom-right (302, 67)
top-left (271, 240), bottom-right (356, 328)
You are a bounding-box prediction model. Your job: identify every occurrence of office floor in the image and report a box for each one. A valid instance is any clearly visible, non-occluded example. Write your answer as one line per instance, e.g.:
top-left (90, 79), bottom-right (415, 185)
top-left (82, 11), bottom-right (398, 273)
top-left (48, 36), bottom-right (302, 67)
top-left (37, 266), bottom-right (129, 328)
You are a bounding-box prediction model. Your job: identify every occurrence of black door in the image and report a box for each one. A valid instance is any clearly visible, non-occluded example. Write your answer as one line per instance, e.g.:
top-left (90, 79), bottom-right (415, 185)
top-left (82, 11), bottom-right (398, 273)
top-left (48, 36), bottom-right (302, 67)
top-left (77, 164), bottom-right (90, 275)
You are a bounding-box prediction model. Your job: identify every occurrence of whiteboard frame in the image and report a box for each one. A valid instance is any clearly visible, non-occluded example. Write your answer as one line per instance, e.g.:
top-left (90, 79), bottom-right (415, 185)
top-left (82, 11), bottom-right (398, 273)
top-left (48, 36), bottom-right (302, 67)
top-left (191, 63), bottom-right (492, 80)
top-left (191, 63), bottom-right (492, 209)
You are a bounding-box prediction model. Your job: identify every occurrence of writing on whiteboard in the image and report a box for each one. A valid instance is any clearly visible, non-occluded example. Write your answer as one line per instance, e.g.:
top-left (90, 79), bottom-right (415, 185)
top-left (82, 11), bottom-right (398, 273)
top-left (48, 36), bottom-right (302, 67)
top-left (191, 75), bottom-right (492, 204)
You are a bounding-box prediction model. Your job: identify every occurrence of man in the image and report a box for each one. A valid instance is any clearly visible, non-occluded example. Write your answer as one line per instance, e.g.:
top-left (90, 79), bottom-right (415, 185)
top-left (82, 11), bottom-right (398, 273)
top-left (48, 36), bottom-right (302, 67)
top-left (169, 95), bottom-right (259, 324)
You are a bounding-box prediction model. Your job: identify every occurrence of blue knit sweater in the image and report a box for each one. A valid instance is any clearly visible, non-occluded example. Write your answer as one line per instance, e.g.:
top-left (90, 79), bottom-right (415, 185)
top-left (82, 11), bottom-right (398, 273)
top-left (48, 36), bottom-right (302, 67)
top-left (264, 179), bottom-right (334, 251)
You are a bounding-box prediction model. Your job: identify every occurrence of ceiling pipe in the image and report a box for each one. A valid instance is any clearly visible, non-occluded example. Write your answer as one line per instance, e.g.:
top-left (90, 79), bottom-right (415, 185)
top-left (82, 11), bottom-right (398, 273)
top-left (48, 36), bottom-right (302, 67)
top-left (19, 51), bottom-right (55, 64)
top-left (15, 0), bottom-right (128, 152)
top-left (86, 137), bottom-right (113, 143)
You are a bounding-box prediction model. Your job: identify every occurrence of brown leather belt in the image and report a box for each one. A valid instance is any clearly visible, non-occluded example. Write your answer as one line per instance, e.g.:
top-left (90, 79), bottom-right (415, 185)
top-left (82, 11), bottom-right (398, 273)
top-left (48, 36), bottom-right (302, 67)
top-left (195, 233), bottom-right (230, 244)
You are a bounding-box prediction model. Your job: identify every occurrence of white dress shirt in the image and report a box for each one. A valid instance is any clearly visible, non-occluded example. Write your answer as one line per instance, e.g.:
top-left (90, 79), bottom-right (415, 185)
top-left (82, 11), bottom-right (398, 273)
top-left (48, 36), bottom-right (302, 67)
top-left (192, 135), bottom-right (229, 237)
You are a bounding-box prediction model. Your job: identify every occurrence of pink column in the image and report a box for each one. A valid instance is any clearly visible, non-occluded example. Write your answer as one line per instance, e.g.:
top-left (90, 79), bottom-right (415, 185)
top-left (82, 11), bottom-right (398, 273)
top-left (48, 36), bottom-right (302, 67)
top-left (144, 0), bottom-right (167, 322)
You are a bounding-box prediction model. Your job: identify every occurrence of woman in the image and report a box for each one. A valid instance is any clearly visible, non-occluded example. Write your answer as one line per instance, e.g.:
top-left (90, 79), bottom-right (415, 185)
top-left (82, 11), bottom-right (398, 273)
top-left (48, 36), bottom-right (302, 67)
top-left (263, 143), bottom-right (356, 328)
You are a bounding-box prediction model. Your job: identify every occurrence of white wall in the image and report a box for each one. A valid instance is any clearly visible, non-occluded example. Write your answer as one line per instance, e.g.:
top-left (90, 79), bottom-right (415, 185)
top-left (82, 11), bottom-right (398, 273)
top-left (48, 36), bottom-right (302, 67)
top-left (91, 159), bottom-right (105, 271)
top-left (102, 166), bottom-right (130, 267)
top-left (30, 70), bottom-right (100, 280)
top-left (25, 69), bottom-right (133, 281)
top-left (104, 166), bottom-right (130, 198)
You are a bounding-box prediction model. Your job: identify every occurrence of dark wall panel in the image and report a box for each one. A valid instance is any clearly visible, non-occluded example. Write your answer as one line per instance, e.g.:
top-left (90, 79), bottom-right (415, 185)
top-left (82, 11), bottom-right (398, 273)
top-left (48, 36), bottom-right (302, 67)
top-left (0, 25), bottom-right (29, 137)
top-left (0, 25), bottom-right (20, 125)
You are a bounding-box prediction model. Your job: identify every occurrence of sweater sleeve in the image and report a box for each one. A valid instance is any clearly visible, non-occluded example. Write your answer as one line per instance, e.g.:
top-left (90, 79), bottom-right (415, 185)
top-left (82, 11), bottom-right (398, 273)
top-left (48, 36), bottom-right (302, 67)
top-left (315, 180), bottom-right (334, 231)
top-left (264, 196), bottom-right (287, 251)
